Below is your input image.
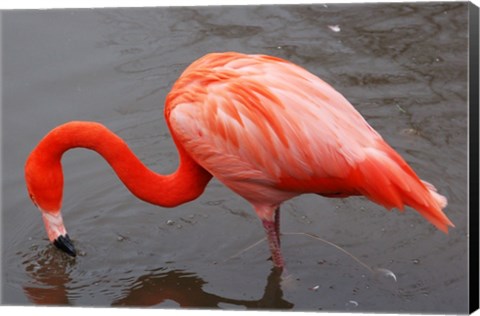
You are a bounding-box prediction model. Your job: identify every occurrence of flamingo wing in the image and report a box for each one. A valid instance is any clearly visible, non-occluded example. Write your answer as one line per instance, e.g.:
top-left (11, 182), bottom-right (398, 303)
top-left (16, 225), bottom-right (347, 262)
top-left (166, 52), bottom-right (452, 232)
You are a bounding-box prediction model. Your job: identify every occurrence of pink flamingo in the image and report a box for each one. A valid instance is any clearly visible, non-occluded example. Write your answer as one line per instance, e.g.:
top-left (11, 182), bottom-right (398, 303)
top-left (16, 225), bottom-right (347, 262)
top-left (25, 52), bottom-right (453, 268)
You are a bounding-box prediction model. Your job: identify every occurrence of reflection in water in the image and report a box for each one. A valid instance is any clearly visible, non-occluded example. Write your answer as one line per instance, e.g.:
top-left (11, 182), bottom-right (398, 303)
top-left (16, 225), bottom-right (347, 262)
top-left (22, 247), bottom-right (74, 306)
top-left (112, 267), bottom-right (293, 309)
top-left (22, 248), bottom-right (293, 309)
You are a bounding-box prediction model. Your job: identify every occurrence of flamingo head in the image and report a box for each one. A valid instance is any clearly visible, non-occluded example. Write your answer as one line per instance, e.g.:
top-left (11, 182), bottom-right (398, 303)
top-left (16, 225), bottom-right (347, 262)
top-left (25, 149), bottom-right (77, 257)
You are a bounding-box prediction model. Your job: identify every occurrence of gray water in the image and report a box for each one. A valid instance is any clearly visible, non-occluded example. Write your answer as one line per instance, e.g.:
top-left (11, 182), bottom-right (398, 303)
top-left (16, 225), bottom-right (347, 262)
top-left (1, 3), bottom-right (470, 313)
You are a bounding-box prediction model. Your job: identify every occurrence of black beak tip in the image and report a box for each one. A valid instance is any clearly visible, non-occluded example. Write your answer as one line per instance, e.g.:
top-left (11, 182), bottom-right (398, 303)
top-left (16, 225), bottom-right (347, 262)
top-left (53, 234), bottom-right (77, 257)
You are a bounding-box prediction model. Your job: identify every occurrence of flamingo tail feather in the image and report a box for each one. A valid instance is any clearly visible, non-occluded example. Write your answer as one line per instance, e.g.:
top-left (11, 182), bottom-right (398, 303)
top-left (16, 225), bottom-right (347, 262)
top-left (356, 145), bottom-right (453, 233)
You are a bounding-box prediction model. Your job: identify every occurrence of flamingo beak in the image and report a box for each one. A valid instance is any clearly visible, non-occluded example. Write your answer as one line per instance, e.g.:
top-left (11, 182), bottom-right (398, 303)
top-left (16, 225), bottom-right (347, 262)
top-left (53, 234), bottom-right (76, 257)
top-left (42, 211), bottom-right (77, 257)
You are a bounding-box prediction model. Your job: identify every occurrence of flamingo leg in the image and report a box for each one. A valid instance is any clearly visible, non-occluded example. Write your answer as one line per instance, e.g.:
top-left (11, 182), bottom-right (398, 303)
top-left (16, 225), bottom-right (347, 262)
top-left (262, 207), bottom-right (284, 268)
top-left (275, 207), bottom-right (280, 246)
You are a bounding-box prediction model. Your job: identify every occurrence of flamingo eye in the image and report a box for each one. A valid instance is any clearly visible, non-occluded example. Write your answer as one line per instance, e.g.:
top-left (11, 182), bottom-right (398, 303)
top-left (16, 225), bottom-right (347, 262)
top-left (29, 193), bottom-right (38, 207)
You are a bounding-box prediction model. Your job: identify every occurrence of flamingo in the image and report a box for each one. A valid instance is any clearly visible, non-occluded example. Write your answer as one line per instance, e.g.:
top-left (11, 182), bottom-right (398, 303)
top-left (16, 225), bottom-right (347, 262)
top-left (25, 52), bottom-right (453, 269)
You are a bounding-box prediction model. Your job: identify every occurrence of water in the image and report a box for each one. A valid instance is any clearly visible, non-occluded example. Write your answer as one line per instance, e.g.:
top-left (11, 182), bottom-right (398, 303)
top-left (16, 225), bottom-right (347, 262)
top-left (1, 3), bottom-right (469, 313)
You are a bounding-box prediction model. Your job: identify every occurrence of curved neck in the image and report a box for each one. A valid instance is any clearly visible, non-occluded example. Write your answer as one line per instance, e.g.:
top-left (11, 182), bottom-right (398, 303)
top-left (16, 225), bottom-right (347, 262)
top-left (26, 121), bottom-right (212, 209)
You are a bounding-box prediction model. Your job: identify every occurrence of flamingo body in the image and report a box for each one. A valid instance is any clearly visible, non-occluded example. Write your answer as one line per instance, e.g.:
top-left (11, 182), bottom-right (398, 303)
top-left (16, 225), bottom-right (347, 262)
top-left (166, 52), bottom-right (450, 228)
top-left (25, 52), bottom-right (453, 268)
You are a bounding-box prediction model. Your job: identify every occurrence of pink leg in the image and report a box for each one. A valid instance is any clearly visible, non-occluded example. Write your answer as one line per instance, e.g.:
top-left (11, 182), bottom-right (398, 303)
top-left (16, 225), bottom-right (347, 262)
top-left (262, 208), bottom-right (284, 269)
top-left (275, 207), bottom-right (280, 246)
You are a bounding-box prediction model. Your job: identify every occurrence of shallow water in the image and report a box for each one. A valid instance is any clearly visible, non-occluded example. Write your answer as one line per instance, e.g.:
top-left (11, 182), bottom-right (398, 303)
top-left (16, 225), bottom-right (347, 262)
top-left (1, 3), bottom-right (469, 313)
